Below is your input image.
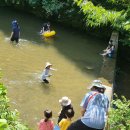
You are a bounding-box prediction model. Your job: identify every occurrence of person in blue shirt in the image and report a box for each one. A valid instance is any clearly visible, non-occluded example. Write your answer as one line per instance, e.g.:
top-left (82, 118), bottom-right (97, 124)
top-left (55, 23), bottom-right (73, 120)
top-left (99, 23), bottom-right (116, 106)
top-left (10, 20), bottom-right (20, 43)
top-left (100, 40), bottom-right (115, 58)
top-left (101, 44), bottom-right (115, 58)
top-left (12, 20), bottom-right (18, 29)
top-left (67, 80), bottom-right (109, 130)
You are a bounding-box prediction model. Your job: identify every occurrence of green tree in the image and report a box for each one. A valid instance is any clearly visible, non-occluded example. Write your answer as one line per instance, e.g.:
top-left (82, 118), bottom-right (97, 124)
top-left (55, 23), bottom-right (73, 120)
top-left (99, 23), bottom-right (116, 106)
top-left (0, 80), bottom-right (30, 130)
top-left (108, 94), bottom-right (130, 130)
top-left (74, 0), bottom-right (130, 45)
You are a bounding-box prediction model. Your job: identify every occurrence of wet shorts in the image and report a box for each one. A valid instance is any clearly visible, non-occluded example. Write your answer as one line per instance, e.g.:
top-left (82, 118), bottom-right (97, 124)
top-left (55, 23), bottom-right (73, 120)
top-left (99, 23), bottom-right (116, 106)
top-left (10, 37), bottom-right (19, 43)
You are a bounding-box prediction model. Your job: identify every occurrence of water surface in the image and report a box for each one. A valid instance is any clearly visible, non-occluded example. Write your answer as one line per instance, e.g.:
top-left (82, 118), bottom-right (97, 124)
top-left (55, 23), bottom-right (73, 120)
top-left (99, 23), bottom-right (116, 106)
top-left (0, 7), bottom-right (106, 129)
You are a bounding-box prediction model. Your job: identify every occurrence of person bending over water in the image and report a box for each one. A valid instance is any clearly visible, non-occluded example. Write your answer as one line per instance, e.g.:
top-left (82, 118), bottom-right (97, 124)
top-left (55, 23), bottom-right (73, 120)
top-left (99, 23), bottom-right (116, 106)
top-left (41, 62), bottom-right (56, 83)
top-left (67, 81), bottom-right (109, 130)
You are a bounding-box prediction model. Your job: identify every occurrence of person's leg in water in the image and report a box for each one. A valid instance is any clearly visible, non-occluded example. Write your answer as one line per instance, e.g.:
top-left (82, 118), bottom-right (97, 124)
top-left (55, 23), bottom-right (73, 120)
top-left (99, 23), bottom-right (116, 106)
top-left (43, 79), bottom-right (49, 83)
top-left (14, 38), bottom-right (19, 45)
top-left (10, 36), bottom-right (15, 43)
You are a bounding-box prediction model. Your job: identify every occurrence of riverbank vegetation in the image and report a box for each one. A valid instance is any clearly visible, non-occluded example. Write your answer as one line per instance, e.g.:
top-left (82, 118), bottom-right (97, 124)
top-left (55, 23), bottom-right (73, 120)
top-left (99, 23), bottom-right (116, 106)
top-left (0, 0), bottom-right (130, 44)
top-left (74, 0), bottom-right (130, 45)
top-left (108, 94), bottom-right (130, 130)
top-left (1, 80), bottom-right (129, 130)
top-left (0, 1), bottom-right (130, 129)
top-left (0, 74), bottom-right (30, 130)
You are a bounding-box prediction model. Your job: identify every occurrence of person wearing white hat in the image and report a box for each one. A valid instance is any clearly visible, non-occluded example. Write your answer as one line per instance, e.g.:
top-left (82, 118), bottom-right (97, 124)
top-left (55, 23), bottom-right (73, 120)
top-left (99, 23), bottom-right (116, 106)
top-left (59, 109), bottom-right (74, 130)
top-left (41, 62), bottom-right (56, 83)
top-left (89, 80), bottom-right (106, 93)
top-left (67, 81), bottom-right (109, 130)
top-left (58, 96), bottom-right (74, 124)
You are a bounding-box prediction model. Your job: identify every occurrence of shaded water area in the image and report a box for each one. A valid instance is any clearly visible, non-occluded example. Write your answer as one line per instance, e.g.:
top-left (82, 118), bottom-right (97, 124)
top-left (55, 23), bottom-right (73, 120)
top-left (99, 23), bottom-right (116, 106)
top-left (0, 7), bottom-right (106, 129)
top-left (115, 44), bottom-right (130, 99)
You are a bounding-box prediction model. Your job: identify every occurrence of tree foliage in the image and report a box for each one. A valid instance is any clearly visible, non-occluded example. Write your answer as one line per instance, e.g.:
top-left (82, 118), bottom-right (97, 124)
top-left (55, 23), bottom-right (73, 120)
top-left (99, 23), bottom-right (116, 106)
top-left (1, 0), bottom-right (65, 16)
top-left (0, 0), bottom-right (130, 44)
top-left (108, 94), bottom-right (130, 130)
top-left (74, 0), bottom-right (130, 45)
top-left (41, 0), bottom-right (64, 16)
top-left (75, 1), bottom-right (123, 27)
top-left (0, 79), bottom-right (30, 130)
top-left (107, 0), bottom-right (130, 8)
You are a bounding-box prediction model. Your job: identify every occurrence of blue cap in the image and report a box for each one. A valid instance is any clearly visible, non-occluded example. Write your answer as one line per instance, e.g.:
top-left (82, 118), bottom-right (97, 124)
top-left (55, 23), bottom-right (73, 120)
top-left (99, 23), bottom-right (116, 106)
top-left (12, 20), bottom-right (18, 29)
top-left (12, 20), bottom-right (17, 24)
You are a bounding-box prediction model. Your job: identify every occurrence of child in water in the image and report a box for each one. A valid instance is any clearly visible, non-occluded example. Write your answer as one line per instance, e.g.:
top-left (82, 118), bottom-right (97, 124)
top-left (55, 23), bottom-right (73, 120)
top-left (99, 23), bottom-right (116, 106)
top-left (38, 109), bottom-right (54, 130)
top-left (41, 62), bottom-right (56, 83)
top-left (40, 22), bottom-right (50, 34)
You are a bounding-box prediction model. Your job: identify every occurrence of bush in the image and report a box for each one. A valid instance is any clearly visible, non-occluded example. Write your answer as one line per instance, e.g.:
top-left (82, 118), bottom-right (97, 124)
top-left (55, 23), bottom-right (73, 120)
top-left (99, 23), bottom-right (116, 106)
top-left (0, 81), bottom-right (30, 130)
top-left (108, 94), bottom-right (130, 130)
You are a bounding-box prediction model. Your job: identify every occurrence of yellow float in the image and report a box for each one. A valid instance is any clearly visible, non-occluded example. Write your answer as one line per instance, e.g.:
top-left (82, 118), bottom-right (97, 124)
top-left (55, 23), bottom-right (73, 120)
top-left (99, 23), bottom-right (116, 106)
top-left (43, 30), bottom-right (56, 37)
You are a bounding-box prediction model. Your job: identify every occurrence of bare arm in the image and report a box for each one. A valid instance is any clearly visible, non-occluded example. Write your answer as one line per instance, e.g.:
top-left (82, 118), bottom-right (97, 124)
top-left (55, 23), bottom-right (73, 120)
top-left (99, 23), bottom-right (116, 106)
top-left (42, 27), bottom-right (45, 33)
top-left (50, 68), bottom-right (57, 71)
top-left (10, 32), bottom-right (13, 39)
top-left (81, 107), bottom-right (86, 117)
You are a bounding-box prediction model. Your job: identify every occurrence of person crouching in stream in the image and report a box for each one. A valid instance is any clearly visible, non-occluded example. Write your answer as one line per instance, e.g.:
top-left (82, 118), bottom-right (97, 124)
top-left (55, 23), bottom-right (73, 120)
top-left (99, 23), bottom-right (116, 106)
top-left (41, 62), bottom-right (57, 83)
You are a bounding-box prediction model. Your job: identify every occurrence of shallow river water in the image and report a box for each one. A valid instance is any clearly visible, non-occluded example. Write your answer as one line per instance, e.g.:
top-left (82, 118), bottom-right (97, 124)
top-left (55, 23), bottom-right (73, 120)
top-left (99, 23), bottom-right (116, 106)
top-left (0, 7), bottom-right (106, 129)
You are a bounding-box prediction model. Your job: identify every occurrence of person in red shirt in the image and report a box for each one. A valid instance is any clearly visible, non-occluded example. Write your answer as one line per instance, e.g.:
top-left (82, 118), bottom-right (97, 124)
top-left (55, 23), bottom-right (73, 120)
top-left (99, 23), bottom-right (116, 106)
top-left (38, 109), bottom-right (54, 130)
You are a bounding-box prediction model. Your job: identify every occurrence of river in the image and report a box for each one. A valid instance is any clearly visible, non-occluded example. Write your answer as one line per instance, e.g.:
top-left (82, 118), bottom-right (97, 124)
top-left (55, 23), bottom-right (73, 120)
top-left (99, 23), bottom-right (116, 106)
top-left (0, 7), bottom-right (106, 129)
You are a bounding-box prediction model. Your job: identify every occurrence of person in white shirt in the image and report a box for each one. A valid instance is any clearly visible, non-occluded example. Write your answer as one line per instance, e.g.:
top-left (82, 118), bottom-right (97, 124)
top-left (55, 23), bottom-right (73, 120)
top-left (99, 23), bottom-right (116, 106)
top-left (41, 62), bottom-right (56, 83)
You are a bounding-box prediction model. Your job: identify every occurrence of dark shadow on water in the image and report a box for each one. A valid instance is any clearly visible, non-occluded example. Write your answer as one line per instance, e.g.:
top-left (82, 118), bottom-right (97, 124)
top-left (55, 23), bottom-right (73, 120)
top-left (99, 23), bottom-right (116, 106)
top-left (0, 7), bottom-right (107, 78)
top-left (114, 44), bottom-right (130, 99)
top-left (40, 82), bottom-right (53, 87)
top-left (51, 30), bottom-right (104, 76)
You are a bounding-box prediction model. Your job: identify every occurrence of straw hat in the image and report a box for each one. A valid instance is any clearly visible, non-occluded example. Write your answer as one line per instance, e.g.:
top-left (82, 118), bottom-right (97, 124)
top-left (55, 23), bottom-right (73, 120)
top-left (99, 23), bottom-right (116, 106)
top-left (45, 62), bottom-right (52, 68)
top-left (59, 96), bottom-right (71, 106)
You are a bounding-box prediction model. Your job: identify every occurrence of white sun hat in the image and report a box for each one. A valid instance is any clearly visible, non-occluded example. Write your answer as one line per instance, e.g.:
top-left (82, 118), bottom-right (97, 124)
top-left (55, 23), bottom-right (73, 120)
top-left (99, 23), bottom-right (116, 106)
top-left (45, 62), bottom-right (52, 68)
top-left (59, 96), bottom-right (71, 106)
top-left (93, 80), bottom-right (102, 84)
top-left (88, 80), bottom-right (105, 89)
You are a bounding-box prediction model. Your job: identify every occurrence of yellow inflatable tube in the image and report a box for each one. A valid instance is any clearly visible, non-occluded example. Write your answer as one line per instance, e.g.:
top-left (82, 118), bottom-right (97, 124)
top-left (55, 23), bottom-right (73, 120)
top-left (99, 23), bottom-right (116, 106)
top-left (43, 30), bottom-right (56, 37)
